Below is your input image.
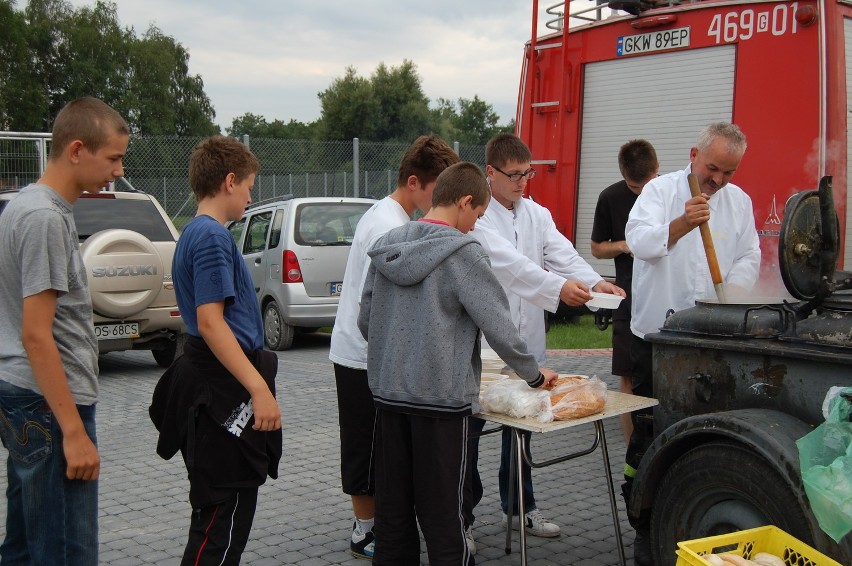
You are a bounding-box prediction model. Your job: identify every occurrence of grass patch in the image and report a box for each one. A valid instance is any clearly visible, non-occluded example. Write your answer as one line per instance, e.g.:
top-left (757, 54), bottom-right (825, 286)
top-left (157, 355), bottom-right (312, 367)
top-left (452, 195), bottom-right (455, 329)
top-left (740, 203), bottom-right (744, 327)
top-left (546, 314), bottom-right (613, 350)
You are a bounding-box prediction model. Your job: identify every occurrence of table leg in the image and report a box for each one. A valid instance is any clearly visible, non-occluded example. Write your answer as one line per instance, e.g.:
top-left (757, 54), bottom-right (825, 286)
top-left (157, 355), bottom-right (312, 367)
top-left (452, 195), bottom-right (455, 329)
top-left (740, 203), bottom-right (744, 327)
top-left (505, 428), bottom-right (516, 554)
top-left (504, 427), bottom-right (529, 564)
top-left (515, 427), bottom-right (528, 565)
top-left (596, 421), bottom-right (627, 566)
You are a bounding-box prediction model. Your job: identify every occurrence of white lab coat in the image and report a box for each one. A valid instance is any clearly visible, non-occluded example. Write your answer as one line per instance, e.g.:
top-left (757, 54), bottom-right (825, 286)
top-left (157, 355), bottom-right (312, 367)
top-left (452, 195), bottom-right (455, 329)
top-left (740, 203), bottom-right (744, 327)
top-left (472, 196), bottom-right (602, 364)
top-left (626, 164), bottom-right (761, 338)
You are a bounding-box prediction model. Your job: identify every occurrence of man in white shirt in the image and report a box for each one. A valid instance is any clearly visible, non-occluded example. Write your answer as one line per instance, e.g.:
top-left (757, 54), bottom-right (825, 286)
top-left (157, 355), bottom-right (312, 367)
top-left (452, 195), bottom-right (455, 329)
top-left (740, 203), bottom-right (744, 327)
top-left (329, 134), bottom-right (459, 560)
top-left (467, 133), bottom-right (624, 542)
top-left (623, 122), bottom-right (760, 565)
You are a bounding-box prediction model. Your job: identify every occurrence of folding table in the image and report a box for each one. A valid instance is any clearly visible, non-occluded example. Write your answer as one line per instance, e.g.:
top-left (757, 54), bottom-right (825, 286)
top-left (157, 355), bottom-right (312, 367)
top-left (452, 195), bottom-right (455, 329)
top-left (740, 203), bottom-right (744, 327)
top-left (478, 391), bottom-right (658, 566)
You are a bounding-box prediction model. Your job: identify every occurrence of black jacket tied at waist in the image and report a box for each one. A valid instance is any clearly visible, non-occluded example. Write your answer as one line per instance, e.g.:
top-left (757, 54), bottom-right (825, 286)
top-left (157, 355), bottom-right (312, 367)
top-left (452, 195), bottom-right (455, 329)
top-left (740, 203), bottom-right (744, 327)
top-left (149, 335), bottom-right (283, 507)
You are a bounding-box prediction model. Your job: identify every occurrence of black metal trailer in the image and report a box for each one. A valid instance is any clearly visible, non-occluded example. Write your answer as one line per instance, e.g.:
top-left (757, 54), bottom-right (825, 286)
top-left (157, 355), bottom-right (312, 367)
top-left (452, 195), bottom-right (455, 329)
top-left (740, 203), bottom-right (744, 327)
top-left (630, 177), bottom-right (852, 565)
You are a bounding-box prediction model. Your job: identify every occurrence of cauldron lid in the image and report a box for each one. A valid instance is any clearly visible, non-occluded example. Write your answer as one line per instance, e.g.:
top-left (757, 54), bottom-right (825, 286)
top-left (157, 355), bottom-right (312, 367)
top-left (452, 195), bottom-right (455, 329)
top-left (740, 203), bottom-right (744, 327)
top-left (779, 178), bottom-right (840, 300)
top-left (696, 296), bottom-right (793, 305)
top-left (662, 300), bottom-right (793, 337)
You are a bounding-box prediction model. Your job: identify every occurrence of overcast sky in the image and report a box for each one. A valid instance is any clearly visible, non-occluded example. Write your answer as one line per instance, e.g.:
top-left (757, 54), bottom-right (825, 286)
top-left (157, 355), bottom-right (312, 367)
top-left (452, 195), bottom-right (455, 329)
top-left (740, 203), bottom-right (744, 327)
top-left (65, 0), bottom-right (553, 132)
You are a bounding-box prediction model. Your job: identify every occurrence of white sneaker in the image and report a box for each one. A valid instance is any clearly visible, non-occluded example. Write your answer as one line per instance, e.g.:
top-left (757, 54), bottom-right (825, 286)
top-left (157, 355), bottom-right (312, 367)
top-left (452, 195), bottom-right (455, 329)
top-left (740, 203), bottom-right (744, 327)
top-left (465, 525), bottom-right (476, 555)
top-left (350, 522), bottom-right (375, 561)
top-left (501, 509), bottom-right (561, 538)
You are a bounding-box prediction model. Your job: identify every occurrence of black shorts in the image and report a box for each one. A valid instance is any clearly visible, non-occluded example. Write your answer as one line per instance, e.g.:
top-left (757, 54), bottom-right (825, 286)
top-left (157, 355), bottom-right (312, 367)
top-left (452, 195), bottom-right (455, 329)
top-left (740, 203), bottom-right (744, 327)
top-left (333, 364), bottom-right (376, 496)
top-left (629, 335), bottom-right (654, 399)
top-left (611, 319), bottom-right (632, 376)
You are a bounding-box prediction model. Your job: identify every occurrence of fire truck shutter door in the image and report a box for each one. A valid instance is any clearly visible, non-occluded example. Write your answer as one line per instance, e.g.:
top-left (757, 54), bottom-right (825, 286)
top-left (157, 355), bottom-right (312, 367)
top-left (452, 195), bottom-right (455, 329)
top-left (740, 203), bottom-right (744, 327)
top-left (576, 45), bottom-right (735, 279)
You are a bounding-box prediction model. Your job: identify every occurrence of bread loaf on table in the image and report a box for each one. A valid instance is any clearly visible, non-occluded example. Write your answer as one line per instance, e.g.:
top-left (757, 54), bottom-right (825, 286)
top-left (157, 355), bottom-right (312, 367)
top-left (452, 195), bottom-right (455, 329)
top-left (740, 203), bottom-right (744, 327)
top-left (547, 375), bottom-right (607, 420)
top-left (544, 375), bottom-right (586, 391)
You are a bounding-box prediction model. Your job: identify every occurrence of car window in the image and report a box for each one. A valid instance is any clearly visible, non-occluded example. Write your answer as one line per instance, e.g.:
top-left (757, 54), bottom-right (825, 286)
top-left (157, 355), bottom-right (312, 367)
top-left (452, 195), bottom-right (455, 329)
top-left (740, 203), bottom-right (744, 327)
top-left (228, 218), bottom-right (246, 245)
top-left (244, 211), bottom-right (272, 254)
top-left (74, 197), bottom-right (175, 241)
top-left (269, 209), bottom-right (285, 248)
top-left (294, 202), bottom-right (372, 246)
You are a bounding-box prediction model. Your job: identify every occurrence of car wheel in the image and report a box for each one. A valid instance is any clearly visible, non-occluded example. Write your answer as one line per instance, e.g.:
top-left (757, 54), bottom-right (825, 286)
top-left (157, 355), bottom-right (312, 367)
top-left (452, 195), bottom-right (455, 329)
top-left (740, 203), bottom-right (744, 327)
top-left (650, 440), bottom-right (812, 566)
top-left (263, 301), bottom-right (294, 350)
top-left (152, 332), bottom-right (186, 368)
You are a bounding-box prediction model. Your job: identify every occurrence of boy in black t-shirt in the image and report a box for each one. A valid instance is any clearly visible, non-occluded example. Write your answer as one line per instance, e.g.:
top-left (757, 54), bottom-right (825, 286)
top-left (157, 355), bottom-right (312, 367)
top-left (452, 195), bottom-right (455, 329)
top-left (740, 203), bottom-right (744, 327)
top-left (590, 139), bottom-right (658, 444)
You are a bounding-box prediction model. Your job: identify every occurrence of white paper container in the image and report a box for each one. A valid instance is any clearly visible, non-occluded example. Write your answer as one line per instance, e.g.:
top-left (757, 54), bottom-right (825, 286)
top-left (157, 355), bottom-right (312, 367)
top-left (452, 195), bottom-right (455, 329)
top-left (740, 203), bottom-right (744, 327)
top-left (587, 292), bottom-right (624, 309)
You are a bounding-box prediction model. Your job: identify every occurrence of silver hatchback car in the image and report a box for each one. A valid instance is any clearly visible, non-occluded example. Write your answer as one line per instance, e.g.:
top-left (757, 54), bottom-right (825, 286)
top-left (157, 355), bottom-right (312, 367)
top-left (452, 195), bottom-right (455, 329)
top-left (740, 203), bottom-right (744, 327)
top-left (227, 196), bottom-right (374, 350)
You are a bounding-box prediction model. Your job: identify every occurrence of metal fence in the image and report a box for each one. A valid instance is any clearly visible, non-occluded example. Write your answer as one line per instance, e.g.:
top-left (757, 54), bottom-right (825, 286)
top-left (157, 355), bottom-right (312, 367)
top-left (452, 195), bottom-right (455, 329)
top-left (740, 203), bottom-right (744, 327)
top-left (0, 133), bottom-right (486, 223)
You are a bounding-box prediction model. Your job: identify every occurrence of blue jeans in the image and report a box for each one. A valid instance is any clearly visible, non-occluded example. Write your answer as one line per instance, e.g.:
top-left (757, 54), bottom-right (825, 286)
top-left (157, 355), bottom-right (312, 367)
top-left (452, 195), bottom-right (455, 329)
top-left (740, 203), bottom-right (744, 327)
top-left (0, 381), bottom-right (98, 565)
top-left (498, 428), bottom-right (536, 515)
top-left (465, 418), bottom-right (536, 525)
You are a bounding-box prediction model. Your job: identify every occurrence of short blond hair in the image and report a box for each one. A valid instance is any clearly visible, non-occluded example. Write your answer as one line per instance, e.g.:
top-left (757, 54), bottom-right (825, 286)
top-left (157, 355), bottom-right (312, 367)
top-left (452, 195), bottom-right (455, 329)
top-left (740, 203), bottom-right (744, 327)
top-left (49, 97), bottom-right (129, 160)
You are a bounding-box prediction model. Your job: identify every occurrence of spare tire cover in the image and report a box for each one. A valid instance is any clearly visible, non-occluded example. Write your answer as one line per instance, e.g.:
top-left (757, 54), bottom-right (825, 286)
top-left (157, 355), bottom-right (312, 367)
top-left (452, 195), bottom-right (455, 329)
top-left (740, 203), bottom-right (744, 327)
top-left (81, 229), bottom-right (165, 318)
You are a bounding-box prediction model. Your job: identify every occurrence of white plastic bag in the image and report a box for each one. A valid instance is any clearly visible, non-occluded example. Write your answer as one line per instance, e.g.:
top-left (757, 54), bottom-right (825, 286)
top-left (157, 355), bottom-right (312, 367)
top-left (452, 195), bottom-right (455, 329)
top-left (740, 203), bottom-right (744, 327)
top-left (480, 379), bottom-right (552, 422)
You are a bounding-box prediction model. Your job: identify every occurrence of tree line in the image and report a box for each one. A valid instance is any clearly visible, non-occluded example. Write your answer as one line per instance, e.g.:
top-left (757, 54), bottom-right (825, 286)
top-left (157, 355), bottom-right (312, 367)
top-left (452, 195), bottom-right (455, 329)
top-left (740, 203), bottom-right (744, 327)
top-left (0, 0), bottom-right (218, 135)
top-left (228, 61), bottom-right (514, 145)
top-left (0, 1), bottom-right (512, 143)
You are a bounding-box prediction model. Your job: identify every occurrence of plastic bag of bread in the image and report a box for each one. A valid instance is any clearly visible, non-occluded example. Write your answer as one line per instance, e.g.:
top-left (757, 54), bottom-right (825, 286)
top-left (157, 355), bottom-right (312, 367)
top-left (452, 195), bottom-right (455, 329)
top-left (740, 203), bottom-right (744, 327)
top-left (547, 375), bottom-right (607, 420)
top-left (480, 379), bottom-right (552, 422)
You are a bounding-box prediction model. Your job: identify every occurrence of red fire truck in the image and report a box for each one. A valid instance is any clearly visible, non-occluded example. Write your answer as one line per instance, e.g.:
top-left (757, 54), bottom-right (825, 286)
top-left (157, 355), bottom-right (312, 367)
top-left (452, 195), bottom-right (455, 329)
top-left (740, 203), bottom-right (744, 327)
top-left (517, 2), bottom-right (852, 564)
top-left (518, 0), bottom-right (850, 286)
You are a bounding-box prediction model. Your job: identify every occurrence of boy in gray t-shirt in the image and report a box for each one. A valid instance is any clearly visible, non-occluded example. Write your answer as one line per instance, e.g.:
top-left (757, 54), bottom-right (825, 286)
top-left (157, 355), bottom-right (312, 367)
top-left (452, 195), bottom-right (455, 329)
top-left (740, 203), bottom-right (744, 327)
top-left (0, 186), bottom-right (99, 402)
top-left (0, 97), bottom-right (129, 565)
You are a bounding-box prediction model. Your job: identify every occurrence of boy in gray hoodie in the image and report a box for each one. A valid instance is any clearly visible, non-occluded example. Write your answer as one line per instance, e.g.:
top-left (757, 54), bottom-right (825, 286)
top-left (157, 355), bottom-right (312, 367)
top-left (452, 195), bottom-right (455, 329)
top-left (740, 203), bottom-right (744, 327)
top-left (358, 162), bottom-right (557, 565)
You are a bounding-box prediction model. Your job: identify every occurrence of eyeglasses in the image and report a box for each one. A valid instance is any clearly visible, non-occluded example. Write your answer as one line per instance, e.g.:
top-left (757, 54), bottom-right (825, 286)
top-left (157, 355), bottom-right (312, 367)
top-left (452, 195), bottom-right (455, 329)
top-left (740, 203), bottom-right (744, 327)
top-left (493, 166), bottom-right (536, 182)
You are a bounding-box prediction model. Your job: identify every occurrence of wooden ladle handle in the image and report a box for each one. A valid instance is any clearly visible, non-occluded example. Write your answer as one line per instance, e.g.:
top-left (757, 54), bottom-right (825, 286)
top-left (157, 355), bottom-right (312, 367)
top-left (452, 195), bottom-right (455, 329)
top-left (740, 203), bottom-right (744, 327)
top-left (687, 173), bottom-right (724, 286)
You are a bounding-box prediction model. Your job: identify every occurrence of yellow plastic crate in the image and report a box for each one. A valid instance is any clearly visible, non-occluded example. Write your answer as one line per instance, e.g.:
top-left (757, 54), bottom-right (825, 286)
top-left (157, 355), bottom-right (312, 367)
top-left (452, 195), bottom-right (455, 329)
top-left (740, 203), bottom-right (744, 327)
top-left (675, 525), bottom-right (842, 566)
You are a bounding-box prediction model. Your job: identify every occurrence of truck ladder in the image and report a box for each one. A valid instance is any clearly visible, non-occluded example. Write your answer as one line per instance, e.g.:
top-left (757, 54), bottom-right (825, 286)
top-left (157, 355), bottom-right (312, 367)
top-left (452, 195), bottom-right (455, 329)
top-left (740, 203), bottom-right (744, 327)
top-left (523, 1), bottom-right (666, 173)
top-left (524, 2), bottom-right (618, 173)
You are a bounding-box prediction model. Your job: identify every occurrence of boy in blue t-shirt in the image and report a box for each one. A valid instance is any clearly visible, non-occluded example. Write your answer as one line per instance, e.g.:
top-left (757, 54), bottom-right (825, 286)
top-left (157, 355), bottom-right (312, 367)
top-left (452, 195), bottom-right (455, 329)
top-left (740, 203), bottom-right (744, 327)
top-left (151, 135), bottom-right (281, 566)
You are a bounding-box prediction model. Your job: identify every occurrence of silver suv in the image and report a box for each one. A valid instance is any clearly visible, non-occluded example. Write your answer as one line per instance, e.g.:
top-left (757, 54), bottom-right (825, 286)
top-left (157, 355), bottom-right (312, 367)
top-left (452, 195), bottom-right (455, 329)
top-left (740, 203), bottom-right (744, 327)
top-left (0, 186), bottom-right (185, 367)
top-left (227, 196), bottom-right (374, 350)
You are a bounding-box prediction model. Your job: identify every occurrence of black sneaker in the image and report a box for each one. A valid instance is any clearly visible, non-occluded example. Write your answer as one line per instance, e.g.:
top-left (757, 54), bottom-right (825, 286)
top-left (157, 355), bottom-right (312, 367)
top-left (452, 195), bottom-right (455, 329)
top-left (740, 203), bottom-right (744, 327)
top-left (350, 522), bottom-right (375, 561)
top-left (633, 529), bottom-right (653, 566)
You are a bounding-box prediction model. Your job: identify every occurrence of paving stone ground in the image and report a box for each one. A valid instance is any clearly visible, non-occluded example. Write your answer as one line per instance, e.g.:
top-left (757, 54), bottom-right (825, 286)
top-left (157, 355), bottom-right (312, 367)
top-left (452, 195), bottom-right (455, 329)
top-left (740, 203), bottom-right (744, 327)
top-left (0, 333), bottom-right (640, 565)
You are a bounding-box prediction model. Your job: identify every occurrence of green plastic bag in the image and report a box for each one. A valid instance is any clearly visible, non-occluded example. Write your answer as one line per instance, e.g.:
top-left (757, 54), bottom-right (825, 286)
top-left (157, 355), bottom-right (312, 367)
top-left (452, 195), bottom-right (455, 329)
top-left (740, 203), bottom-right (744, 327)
top-left (796, 388), bottom-right (852, 543)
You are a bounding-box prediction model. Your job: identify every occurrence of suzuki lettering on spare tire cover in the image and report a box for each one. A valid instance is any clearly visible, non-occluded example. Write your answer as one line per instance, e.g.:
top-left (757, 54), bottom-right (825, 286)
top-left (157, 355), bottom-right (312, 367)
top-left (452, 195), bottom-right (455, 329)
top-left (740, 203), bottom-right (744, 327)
top-left (82, 229), bottom-right (165, 319)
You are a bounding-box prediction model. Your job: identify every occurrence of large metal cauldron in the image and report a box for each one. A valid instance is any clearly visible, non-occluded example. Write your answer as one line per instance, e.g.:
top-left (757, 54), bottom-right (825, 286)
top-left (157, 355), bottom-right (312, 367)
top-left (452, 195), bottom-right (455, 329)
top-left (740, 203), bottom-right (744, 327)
top-left (660, 297), bottom-right (796, 338)
top-left (652, 176), bottom-right (852, 425)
